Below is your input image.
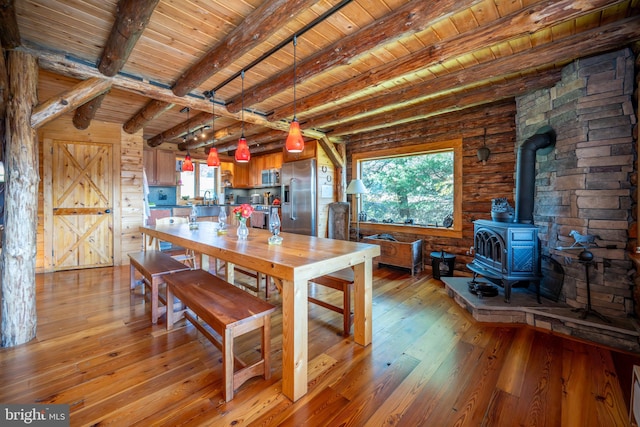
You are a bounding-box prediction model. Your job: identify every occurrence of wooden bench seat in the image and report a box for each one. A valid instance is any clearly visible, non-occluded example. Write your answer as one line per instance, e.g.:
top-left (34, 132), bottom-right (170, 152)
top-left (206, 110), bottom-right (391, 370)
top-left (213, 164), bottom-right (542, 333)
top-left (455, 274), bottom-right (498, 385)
top-left (129, 250), bottom-right (191, 324)
top-left (164, 269), bottom-right (276, 402)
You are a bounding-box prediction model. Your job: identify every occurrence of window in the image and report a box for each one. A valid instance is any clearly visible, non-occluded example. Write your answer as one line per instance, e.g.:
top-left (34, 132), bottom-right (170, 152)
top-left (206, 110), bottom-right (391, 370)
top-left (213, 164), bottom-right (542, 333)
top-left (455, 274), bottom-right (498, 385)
top-left (179, 160), bottom-right (218, 200)
top-left (352, 139), bottom-right (462, 235)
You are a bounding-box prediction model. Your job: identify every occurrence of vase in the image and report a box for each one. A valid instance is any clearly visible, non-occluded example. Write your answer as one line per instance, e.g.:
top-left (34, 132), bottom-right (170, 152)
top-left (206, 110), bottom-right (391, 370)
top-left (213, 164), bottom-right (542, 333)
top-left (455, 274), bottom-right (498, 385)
top-left (237, 219), bottom-right (249, 240)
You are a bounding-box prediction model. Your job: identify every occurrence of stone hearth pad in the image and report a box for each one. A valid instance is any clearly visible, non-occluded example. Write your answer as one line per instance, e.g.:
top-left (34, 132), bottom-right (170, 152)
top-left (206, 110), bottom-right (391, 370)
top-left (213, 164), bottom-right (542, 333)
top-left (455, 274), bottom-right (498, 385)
top-left (442, 277), bottom-right (640, 353)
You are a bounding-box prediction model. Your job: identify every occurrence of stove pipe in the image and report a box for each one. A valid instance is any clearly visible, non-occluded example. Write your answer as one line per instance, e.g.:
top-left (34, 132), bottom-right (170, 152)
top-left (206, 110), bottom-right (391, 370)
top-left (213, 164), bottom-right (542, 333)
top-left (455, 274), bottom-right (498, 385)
top-left (515, 126), bottom-right (556, 224)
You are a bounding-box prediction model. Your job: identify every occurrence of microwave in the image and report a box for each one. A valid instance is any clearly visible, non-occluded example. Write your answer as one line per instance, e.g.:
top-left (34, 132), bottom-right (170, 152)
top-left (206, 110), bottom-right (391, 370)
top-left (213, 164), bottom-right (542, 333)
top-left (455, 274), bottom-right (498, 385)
top-left (261, 169), bottom-right (280, 185)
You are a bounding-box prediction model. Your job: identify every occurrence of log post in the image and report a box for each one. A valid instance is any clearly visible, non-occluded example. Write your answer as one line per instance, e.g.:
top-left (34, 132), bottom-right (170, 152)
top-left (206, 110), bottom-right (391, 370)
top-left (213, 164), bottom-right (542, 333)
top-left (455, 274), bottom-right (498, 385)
top-left (1, 50), bottom-right (39, 347)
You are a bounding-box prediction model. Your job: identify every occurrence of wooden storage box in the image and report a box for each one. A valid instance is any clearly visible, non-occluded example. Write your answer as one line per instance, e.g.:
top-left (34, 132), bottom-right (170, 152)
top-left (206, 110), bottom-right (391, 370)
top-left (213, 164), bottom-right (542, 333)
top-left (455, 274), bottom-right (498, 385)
top-left (363, 234), bottom-right (423, 276)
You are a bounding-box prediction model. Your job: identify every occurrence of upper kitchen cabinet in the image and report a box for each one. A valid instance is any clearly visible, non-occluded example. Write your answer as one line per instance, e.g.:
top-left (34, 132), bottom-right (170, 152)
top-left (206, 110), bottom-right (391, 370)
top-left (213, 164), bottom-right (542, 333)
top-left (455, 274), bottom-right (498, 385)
top-left (222, 152), bottom-right (283, 188)
top-left (248, 152), bottom-right (283, 187)
top-left (283, 140), bottom-right (316, 163)
top-left (144, 148), bottom-right (177, 186)
top-left (233, 161), bottom-right (251, 188)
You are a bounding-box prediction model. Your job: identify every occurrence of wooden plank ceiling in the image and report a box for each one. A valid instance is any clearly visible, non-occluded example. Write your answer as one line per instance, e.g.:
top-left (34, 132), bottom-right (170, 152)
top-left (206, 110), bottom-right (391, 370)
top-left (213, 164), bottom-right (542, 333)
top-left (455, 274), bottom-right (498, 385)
top-left (2, 0), bottom-right (640, 159)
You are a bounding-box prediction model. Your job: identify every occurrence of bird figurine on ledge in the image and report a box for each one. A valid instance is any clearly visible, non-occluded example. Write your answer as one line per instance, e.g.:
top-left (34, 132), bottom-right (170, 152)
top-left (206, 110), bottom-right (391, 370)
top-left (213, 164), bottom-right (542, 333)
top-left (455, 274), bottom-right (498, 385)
top-left (569, 230), bottom-right (600, 248)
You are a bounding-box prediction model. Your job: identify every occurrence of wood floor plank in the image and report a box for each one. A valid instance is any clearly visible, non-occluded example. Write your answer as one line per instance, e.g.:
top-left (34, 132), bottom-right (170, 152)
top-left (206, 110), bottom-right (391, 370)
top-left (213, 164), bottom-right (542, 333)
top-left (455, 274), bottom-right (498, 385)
top-left (588, 344), bottom-right (629, 426)
top-left (1, 266), bottom-right (637, 426)
top-left (512, 331), bottom-right (563, 427)
top-left (495, 326), bottom-right (536, 396)
top-left (439, 327), bottom-right (518, 426)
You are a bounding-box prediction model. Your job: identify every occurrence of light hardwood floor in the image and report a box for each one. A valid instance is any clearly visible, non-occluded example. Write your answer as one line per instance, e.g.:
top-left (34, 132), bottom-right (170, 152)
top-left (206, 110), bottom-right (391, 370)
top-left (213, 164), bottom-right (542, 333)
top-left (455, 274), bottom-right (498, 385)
top-left (0, 264), bottom-right (637, 426)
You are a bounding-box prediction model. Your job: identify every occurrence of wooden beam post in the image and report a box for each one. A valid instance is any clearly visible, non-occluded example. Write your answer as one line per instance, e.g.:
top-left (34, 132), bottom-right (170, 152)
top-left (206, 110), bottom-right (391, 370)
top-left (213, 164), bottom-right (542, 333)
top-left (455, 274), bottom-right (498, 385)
top-left (1, 50), bottom-right (39, 347)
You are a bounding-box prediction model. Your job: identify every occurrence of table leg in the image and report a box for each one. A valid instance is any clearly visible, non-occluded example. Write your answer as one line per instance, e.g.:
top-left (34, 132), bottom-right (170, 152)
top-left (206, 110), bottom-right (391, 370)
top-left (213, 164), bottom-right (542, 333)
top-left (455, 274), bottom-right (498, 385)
top-left (201, 254), bottom-right (210, 272)
top-left (353, 259), bottom-right (373, 346)
top-left (281, 278), bottom-right (308, 402)
top-left (225, 261), bottom-right (235, 285)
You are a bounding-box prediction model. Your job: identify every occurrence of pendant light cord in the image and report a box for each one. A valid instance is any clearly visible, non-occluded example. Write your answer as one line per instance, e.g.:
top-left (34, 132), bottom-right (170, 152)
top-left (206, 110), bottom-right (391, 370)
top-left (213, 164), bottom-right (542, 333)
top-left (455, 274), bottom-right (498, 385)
top-left (186, 107), bottom-right (190, 155)
top-left (241, 70), bottom-right (245, 137)
top-left (211, 91), bottom-right (215, 144)
top-left (293, 35), bottom-right (297, 119)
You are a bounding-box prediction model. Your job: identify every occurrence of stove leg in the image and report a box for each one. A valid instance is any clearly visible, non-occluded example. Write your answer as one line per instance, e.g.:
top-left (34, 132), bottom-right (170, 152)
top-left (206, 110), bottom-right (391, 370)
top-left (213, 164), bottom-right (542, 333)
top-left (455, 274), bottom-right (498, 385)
top-left (502, 280), bottom-right (511, 303)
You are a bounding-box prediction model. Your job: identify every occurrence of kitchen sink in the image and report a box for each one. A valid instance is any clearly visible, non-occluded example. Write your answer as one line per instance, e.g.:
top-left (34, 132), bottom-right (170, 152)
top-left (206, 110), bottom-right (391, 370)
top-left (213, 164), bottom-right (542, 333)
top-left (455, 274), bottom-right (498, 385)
top-left (196, 205), bottom-right (221, 217)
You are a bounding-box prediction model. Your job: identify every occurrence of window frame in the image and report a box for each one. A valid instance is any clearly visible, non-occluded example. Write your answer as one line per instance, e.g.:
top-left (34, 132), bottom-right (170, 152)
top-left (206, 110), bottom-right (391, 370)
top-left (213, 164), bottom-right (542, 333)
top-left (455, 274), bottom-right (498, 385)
top-left (351, 138), bottom-right (463, 238)
top-left (178, 158), bottom-right (219, 200)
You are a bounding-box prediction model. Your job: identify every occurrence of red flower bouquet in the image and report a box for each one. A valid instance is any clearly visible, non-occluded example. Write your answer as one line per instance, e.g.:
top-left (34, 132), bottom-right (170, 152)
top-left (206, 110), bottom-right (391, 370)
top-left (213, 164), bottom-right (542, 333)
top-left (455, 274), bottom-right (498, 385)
top-left (233, 203), bottom-right (254, 222)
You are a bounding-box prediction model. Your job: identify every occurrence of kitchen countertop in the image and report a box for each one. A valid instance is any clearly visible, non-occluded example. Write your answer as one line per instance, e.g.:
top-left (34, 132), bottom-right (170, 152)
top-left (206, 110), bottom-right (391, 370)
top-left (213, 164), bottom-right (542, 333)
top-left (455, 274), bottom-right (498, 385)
top-left (149, 204), bottom-right (282, 209)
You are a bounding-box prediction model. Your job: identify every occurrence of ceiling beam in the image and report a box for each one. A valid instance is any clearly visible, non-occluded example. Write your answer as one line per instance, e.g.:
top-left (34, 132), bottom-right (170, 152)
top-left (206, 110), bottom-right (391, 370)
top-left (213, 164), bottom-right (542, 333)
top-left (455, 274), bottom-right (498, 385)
top-left (123, 0), bottom-right (315, 135)
top-left (328, 70), bottom-right (563, 137)
top-left (98, 0), bottom-right (159, 77)
top-left (307, 15), bottom-right (640, 132)
top-left (31, 78), bottom-right (112, 128)
top-left (172, 0), bottom-right (316, 97)
top-left (28, 46), bottom-right (335, 142)
top-left (225, 0), bottom-right (480, 113)
top-left (73, 0), bottom-right (159, 130)
top-left (0, 0), bottom-right (20, 49)
top-left (268, 0), bottom-right (627, 123)
top-left (150, 111), bottom-right (213, 147)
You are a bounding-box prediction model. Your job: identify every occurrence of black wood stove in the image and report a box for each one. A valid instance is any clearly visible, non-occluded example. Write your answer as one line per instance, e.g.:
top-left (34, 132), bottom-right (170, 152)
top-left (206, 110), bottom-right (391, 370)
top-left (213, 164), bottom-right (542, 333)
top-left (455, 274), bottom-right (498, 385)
top-left (467, 220), bottom-right (541, 302)
top-left (467, 127), bottom-right (555, 303)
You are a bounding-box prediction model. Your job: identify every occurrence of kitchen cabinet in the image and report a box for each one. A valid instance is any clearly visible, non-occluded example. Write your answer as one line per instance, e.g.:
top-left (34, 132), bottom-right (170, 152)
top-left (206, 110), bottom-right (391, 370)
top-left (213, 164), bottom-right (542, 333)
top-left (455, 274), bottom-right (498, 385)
top-left (233, 161), bottom-right (251, 187)
top-left (283, 140), bottom-right (316, 163)
top-left (223, 152), bottom-right (282, 188)
top-left (144, 148), bottom-right (176, 186)
top-left (249, 152), bottom-right (283, 186)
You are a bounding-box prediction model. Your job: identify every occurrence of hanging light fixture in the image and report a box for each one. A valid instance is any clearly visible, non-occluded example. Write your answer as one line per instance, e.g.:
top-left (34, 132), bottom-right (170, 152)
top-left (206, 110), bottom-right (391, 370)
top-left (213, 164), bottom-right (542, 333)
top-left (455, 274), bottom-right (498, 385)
top-left (285, 35), bottom-right (304, 153)
top-left (477, 127), bottom-right (491, 165)
top-left (182, 107), bottom-right (194, 172)
top-left (207, 92), bottom-right (220, 167)
top-left (235, 70), bottom-right (251, 163)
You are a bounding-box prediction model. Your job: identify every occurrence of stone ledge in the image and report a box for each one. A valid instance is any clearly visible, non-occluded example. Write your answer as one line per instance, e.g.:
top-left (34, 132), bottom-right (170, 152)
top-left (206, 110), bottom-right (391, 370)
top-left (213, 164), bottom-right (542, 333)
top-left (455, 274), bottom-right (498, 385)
top-left (442, 277), bottom-right (640, 353)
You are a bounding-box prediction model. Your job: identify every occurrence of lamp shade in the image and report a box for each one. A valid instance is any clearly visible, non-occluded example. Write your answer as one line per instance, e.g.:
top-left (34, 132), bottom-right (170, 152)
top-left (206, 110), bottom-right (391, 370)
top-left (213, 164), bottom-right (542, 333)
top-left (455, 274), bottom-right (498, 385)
top-left (182, 154), bottom-right (194, 172)
top-left (235, 136), bottom-right (250, 163)
top-left (346, 179), bottom-right (367, 194)
top-left (207, 147), bottom-right (220, 166)
top-left (285, 119), bottom-right (304, 153)
top-left (477, 146), bottom-right (490, 164)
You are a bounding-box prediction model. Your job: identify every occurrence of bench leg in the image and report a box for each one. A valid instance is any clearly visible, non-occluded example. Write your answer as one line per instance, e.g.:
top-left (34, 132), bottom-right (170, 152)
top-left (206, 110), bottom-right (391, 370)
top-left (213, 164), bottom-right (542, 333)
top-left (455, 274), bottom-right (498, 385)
top-left (166, 284), bottom-right (174, 330)
top-left (130, 263), bottom-right (136, 290)
top-left (150, 278), bottom-right (160, 324)
top-left (223, 327), bottom-right (234, 402)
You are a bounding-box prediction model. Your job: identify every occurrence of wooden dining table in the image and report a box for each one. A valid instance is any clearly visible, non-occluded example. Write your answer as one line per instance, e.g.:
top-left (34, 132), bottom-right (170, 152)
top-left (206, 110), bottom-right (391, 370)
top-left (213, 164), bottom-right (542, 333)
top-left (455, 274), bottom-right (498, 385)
top-left (139, 221), bottom-right (380, 401)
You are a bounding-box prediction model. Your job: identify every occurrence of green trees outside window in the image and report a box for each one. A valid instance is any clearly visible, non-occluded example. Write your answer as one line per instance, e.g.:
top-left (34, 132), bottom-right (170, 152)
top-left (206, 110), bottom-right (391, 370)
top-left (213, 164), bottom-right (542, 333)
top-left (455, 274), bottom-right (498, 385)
top-left (360, 151), bottom-right (454, 227)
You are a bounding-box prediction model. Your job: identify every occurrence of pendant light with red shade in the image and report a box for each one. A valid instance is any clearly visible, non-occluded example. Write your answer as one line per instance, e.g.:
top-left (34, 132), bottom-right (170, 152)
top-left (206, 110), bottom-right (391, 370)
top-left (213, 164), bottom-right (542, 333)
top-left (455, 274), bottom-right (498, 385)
top-left (206, 92), bottom-right (220, 167)
top-left (285, 35), bottom-right (304, 153)
top-left (235, 70), bottom-right (250, 163)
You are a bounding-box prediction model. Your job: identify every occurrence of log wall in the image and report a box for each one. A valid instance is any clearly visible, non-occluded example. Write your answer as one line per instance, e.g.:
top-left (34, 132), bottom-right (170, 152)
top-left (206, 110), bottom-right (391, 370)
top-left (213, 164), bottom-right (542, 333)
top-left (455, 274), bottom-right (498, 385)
top-left (346, 99), bottom-right (519, 270)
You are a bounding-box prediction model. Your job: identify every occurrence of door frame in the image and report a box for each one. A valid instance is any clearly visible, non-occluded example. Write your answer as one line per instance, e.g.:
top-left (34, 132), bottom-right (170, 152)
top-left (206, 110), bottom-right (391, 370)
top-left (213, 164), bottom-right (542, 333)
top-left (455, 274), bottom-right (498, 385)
top-left (43, 138), bottom-right (122, 272)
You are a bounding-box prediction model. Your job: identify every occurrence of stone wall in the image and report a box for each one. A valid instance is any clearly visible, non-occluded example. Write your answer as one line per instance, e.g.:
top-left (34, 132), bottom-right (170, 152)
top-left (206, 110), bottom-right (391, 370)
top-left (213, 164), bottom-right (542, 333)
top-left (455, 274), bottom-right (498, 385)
top-left (516, 48), bottom-right (637, 318)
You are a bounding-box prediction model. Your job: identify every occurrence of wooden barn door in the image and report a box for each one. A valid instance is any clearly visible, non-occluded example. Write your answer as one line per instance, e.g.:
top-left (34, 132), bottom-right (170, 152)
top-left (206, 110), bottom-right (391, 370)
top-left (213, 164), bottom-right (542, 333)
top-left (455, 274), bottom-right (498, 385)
top-left (45, 140), bottom-right (114, 270)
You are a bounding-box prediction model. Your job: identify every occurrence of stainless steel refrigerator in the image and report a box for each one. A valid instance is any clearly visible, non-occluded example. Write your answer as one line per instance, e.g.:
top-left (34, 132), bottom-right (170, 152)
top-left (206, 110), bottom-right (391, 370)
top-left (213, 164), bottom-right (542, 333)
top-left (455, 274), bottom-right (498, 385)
top-left (281, 158), bottom-right (316, 236)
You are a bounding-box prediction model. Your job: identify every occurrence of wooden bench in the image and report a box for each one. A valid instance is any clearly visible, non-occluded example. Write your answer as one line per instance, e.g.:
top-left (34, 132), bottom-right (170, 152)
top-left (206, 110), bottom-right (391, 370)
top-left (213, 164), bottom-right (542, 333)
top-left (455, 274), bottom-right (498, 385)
top-left (129, 250), bottom-right (191, 324)
top-left (164, 269), bottom-right (276, 402)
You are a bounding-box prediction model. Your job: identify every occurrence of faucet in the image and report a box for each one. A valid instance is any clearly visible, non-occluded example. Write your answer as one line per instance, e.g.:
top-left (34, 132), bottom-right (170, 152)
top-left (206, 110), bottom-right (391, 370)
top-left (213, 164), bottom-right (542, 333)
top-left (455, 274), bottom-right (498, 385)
top-left (203, 190), bottom-right (211, 206)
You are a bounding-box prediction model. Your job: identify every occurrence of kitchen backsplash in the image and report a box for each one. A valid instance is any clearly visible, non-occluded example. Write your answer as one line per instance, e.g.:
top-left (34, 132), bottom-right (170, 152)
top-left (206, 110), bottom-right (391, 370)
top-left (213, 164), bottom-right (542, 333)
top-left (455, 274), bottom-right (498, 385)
top-left (148, 186), bottom-right (176, 205)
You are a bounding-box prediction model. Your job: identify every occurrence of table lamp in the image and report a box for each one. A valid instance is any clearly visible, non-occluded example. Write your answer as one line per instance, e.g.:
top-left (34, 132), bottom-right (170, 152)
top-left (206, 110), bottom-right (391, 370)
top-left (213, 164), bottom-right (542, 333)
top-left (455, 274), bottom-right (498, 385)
top-left (346, 179), bottom-right (368, 241)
